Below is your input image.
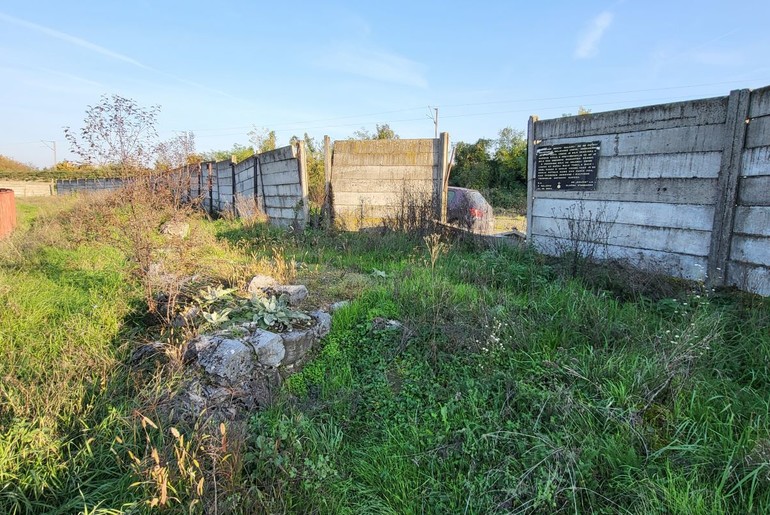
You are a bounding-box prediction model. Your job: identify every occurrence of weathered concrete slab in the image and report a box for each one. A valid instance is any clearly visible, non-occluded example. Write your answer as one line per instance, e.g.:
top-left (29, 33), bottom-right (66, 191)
top-left (738, 176), bottom-right (770, 206)
top-left (531, 216), bottom-right (712, 256)
top-left (733, 206), bottom-right (770, 236)
top-left (535, 96), bottom-right (728, 139)
top-left (730, 234), bottom-right (770, 267)
top-left (749, 85), bottom-right (770, 117)
top-left (533, 234), bottom-right (709, 281)
top-left (745, 115), bottom-right (770, 149)
top-left (534, 178), bottom-right (717, 205)
top-left (599, 152), bottom-right (722, 179)
top-left (531, 198), bottom-right (715, 231)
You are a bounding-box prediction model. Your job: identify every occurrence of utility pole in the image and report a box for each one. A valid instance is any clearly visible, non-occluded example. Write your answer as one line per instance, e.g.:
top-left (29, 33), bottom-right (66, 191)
top-left (41, 140), bottom-right (57, 168)
top-left (428, 107), bottom-right (439, 138)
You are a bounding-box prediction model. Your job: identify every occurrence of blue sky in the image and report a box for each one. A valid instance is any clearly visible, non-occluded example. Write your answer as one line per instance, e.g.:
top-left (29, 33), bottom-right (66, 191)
top-left (2, 0), bottom-right (769, 168)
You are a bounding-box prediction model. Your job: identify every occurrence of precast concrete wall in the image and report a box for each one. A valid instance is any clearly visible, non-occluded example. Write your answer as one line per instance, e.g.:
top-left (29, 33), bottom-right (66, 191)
top-left (329, 133), bottom-right (450, 227)
top-left (170, 143), bottom-right (308, 228)
top-left (0, 181), bottom-right (53, 197)
top-left (527, 86), bottom-right (770, 296)
top-left (729, 86), bottom-right (770, 295)
top-left (56, 178), bottom-right (124, 195)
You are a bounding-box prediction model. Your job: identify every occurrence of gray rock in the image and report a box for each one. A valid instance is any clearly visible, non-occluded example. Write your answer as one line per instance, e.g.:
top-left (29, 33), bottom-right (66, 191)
top-left (330, 300), bottom-right (350, 312)
top-left (269, 285), bottom-right (308, 306)
top-left (311, 310), bottom-right (332, 338)
top-left (281, 328), bottom-right (315, 366)
top-left (250, 329), bottom-right (285, 367)
top-left (197, 337), bottom-right (254, 383)
top-left (248, 274), bottom-right (278, 295)
top-left (159, 221), bottom-right (190, 239)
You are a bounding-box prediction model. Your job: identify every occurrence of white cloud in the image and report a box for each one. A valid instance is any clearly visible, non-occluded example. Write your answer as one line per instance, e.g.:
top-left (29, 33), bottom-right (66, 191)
top-left (0, 11), bottom-right (149, 69)
top-left (318, 46), bottom-right (428, 89)
top-left (575, 11), bottom-right (614, 59)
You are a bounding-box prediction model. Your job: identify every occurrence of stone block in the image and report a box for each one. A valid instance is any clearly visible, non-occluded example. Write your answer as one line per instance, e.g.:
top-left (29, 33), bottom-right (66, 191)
top-left (270, 285), bottom-right (308, 306)
top-left (197, 337), bottom-right (254, 383)
top-left (250, 329), bottom-right (285, 367)
top-left (281, 328), bottom-right (315, 366)
top-left (248, 274), bottom-right (278, 294)
top-left (311, 310), bottom-right (332, 338)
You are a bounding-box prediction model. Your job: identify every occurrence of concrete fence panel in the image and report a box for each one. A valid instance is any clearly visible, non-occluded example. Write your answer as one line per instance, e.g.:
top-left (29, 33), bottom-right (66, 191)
top-left (329, 134), bottom-right (449, 227)
top-left (527, 85), bottom-right (770, 296)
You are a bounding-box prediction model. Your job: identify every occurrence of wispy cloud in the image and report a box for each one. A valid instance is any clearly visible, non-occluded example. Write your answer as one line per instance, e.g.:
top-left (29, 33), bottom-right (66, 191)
top-left (575, 11), bottom-right (614, 59)
top-left (0, 11), bottom-right (255, 103)
top-left (0, 11), bottom-right (149, 69)
top-left (319, 47), bottom-right (428, 89)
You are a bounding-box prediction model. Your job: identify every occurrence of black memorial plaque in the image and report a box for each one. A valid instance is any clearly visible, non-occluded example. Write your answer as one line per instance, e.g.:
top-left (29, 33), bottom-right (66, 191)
top-left (535, 141), bottom-right (600, 191)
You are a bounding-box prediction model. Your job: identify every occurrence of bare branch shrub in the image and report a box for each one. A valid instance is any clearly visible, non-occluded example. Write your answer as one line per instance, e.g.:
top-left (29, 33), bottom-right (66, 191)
top-left (380, 182), bottom-right (438, 237)
top-left (548, 201), bottom-right (618, 278)
top-left (233, 194), bottom-right (267, 228)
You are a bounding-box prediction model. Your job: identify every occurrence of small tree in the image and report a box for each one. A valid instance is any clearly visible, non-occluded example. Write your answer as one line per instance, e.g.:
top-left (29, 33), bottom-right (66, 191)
top-left (64, 94), bottom-right (160, 176)
top-left (290, 133), bottom-right (325, 204)
top-left (154, 131), bottom-right (197, 171)
top-left (203, 143), bottom-right (254, 163)
top-left (248, 126), bottom-right (277, 154)
top-left (352, 123), bottom-right (399, 140)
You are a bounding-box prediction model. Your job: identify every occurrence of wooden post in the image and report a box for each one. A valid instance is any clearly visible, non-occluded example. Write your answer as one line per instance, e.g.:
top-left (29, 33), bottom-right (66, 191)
top-left (707, 89), bottom-right (751, 287)
top-left (526, 115), bottom-right (538, 243)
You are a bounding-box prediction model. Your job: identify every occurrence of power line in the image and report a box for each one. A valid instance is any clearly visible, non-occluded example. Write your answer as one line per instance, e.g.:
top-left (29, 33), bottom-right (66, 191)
top-left (181, 91), bottom-right (735, 141)
top-left (171, 77), bottom-right (768, 139)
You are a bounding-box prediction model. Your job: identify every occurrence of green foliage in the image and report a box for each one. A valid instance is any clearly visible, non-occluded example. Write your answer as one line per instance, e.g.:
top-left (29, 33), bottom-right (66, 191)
top-left (0, 159), bottom-right (119, 180)
top-left (0, 227), bottom-right (145, 511)
top-left (249, 127), bottom-right (277, 154)
top-left (0, 154), bottom-right (36, 173)
top-left (240, 230), bottom-right (770, 513)
top-left (202, 143), bottom-right (254, 163)
top-left (352, 123), bottom-right (399, 140)
top-left (291, 133), bottom-right (325, 205)
top-left (449, 127), bottom-right (528, 202)
top-left (248, 294), bottom-right (311, 331)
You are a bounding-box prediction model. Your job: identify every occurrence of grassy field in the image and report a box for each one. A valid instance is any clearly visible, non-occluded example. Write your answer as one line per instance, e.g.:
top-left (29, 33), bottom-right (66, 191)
top-left (1, 191), bottom-right (768, 513)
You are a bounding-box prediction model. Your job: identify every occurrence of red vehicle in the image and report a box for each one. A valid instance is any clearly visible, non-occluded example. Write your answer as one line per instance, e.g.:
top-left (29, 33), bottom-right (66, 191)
top-left (446, 187), bottom-right (495, 234)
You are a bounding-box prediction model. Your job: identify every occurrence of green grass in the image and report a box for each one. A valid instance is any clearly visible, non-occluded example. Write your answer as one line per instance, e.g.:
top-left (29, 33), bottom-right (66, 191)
top-left (238, 238), bottom-right (770, 513)
top-left (0, 239), bottom-right (145, 512)
top-left (2, 196), bottom-right (769, 513)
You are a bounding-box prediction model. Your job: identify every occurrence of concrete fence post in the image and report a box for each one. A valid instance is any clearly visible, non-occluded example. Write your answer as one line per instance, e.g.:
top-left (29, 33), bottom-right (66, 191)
top-left (525, 115), bottom-right (538, 241)
top-left (231, 155), bottom-right (237, 216)
top-left (207, 162), bottom-right (213, 215)
top-left (323, 135), bottom-right (333, 221)
top-left (436, 132), bottom-right (450, 222)
top-left (296, 140), bottom-right (310, 228)
top-left (252, 155), bottom-right (258, 208)
top-left (707, 89), bottom-right (751, 287)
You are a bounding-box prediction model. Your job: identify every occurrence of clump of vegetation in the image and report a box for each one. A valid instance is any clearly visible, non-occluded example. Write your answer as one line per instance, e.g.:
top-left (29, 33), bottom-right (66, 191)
top-left (0, 154), bottom-right (36, 174)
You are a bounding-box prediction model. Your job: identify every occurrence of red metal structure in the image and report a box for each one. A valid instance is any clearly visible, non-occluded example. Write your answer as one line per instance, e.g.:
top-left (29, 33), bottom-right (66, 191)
top-left (0, 189), bottom-right (17, 239)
